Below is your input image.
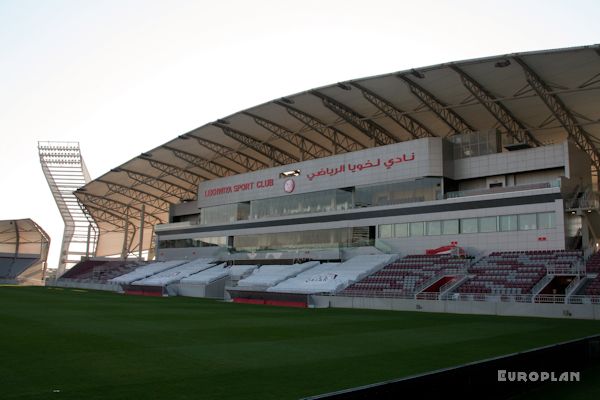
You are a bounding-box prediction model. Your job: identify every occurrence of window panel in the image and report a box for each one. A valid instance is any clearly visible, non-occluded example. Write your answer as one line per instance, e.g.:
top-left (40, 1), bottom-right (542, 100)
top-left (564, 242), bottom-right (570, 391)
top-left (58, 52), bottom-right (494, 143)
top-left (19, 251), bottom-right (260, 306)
top-left (426, 220), bottom-right (441, 236)
top-left (395, 223), bottom-right (409, 237)
top-left (499, 215), bottom-right (517, 232)
top-left (537, 212), bottom-right (556, 229)
top-left (442, 219), bottom-right (459, 235)
top-left (518, 214), bottom-right (537, 230)
top-left (460, 218), bottom-right (478, 234)
top-left (379, 224), bottom-right (393, 238)
top-left (410, 222), bottom-right (424, 236)
top-left (479, 216), bottom-right (497, 233)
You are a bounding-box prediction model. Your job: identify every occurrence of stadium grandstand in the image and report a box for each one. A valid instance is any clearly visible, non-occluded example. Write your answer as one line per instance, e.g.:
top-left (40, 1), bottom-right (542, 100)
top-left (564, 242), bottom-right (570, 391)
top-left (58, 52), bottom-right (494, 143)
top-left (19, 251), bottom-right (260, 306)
top-left (45, 44), bottom-right (600, 318)
top-left (0, 218), bottom-right (49, 285)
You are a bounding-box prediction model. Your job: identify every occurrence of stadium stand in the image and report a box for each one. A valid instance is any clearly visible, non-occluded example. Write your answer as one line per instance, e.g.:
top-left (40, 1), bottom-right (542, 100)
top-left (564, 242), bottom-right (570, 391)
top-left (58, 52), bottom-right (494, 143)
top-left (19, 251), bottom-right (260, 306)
top-left (268, 254), bottom-right (397, 294)
top-left (90, 262), bottom-right (141, 282)
top-left (585, 252), bottom-right (600, 273)
top-left (133, 258), bottom-right (216, 286)
top-left (583, 275), bottom-right (600, 296)
top-left (0, 256), bottom-right (39, 279)
top-left (229, 264), bottom-right (258, 280)
top-left (236, 262), bottom-right (319, 289)
top-left (59, 260), bottom-right (107, 279)
top-left (339, 254), bottom-right (467, 297)
top-left (456, 250), bottom-right (581, 295)
top-left (268, 263), bottom-right (341, 294)
top-left (57, 259), bottom-right (142, 283)
top-left (110, 260), bottom-right (186, 284)
top-left (179, 263), bottom-right (230, 285)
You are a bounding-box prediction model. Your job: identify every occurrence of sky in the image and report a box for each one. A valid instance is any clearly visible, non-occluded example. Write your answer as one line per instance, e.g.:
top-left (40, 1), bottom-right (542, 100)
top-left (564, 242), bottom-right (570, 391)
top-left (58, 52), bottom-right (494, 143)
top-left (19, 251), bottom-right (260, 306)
top-left (1, 0), bottom-right (599, 269)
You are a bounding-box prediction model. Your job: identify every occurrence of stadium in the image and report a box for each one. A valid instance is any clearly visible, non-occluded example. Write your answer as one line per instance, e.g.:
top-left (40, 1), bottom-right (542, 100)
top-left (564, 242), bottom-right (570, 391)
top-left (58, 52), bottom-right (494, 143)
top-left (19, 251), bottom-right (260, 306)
top-left (3, 45), bottom-right (600, 399)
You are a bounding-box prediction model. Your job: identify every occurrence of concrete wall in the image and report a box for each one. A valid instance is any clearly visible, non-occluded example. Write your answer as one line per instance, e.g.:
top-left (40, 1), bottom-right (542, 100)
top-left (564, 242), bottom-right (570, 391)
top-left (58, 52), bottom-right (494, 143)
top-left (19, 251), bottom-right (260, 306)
top-left (451, 142), bottom-right (567, 180)
top-left (378, 198), bottom-right (565, 254)
top-left (313, 295), bottom-right (600, 320)
top-left (50, 280), bottom-right (121, 292)
top-left (174, 278), bottom-right (228, 299)
top-left (198, 138), bottom-right (442, 207)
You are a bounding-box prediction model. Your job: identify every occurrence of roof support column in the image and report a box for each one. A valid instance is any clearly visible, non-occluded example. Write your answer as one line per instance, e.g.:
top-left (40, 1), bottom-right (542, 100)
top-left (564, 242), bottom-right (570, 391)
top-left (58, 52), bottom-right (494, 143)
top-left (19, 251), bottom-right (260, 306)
top-left (138, 204), bottom-right (145, 261)
top-left (121, 208), bottom-right (130, 260)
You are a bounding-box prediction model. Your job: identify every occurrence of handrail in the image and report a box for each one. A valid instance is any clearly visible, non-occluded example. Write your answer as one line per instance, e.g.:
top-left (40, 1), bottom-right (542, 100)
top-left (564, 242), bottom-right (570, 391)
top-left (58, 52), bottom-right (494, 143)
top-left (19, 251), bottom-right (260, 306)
top-left (412, 267), bottom-right (468, 297)
top-left (445, 181), bottom-right (556, 199)
top-left (567, 295), bottom-right (600, 304)
top-left (565, 276), bottom-right (580, 294)
top-left (531, 275), bottom-right (553, 298)
top-left (533, 294), bottom-right (566, 304)
top-left (439, 274), bottom-right (469, 298)
top-left (374, 239), bottom-right (394, 254)
top-left (328, 291), bottom-right (600, 305)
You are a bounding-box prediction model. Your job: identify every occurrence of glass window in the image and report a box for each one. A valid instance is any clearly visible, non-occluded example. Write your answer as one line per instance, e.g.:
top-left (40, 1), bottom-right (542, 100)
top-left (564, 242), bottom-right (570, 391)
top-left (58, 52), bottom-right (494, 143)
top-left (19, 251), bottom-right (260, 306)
top-left (158, 236), bottom-right (226, 249)
top-left (233, 228), bottom-right (356, 251)
top-left (499, 215), bottom-right (517, 232)
top-left (410, 222), bottom-right (424, 236)
top-left (394, 223), bottom-right (409, 237)
top-left (426, 220), bottom-right (441, 236)
top-left (442, 219), bottom-right (459, 235)
top-left (379, 224), bottom-right (393, 238)
top-left (518, 214), bottom-right (537, 230)
top-left (460, 218), bottom-right (478, 234)
top-left (249, 188), bottom-right (352, 220)
top-left (200, 203), bottom-right (239, 225)
top-left (479, 216), bottom-right (497, 233)
top-left (354, 178), bottom-right (442, 208)
top-left (538, 212), bottom-right (556, 229)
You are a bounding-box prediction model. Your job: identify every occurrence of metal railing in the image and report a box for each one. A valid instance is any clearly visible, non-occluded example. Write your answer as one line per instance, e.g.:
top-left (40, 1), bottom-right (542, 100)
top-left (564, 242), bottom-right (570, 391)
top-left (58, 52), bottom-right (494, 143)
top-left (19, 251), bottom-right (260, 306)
top-left (564, 276), bottom-right (582, 299)
top-left (445, 181), bottom-right (557, 199)
top-left (531, 275), bottom-right (553, 296)
top-left (533, 294), bottom-right (566, 304)
top-left (411, 268), bottom-right (468, 295)
top-left (329, 291), bottom-right (600, 305)
top-left (567, 295), bottom-right (600, 304)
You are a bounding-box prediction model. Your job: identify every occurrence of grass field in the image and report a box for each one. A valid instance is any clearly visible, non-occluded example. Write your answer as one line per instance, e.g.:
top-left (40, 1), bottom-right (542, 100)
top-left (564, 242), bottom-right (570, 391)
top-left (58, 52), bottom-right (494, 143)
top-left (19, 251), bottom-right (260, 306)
top-left (1, 287), bottom-right (600, 400)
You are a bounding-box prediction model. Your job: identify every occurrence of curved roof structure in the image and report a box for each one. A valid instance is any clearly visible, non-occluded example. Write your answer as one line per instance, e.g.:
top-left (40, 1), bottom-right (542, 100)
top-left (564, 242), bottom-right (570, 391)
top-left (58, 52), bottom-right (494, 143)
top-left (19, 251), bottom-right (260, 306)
top-left (75, 44), bottom-right (600, 257)
top-left (0, 218), bottom-right (50, 282)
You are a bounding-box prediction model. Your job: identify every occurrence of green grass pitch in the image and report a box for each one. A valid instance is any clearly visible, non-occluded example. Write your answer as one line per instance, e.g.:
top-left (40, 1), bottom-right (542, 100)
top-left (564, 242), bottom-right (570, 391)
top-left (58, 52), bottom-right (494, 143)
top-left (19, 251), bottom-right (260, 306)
top-left (1, 286), bottom-right (600, 400)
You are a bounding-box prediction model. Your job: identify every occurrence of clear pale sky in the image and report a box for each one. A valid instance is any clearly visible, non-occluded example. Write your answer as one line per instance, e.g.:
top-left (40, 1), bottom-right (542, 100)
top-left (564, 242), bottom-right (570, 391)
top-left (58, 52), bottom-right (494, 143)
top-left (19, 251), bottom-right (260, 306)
top-left (1, 0), bottom-right (599, 269)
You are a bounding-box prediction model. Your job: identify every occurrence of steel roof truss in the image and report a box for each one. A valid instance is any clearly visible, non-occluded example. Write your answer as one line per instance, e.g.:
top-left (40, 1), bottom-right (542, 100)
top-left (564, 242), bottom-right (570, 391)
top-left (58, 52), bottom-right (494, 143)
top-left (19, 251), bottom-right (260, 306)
top-left (398, 75), bottom-right (475, 135)
top-left (100, 181), bottom-right (171, 213)
top-left (213, 123), bottom-right (298, 166)
top-left (163, 146), bottom-right (236, 177)
top-left (141, 157), bottom-right (207, 186)
top-left (450, 65), bottom-right (541, 146)
top-left (243, 112), bottom-right (331, 160)
top-left (79, 193), bottom-right (163, 226)
top-left (123, 169), bottom-right (196, 200)
top-left (191, 135), bottom-right (268, 171)
top-left (85, 204), bottom-right (136, 231)
top-left (311, 90), bottom-right (399, 146)
top-left (515, 57), bottom-right (600, 173)
top-left (351, 82), bottom-right (435, 139)
top-left (275, 101), bottom-right (365, 154)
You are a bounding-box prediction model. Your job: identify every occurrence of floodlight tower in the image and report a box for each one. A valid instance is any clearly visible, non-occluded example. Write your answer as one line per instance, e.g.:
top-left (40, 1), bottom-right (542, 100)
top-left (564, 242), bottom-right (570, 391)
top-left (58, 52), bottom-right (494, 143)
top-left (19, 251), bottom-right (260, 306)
top-left (38, 141), bottom-right (98, 276)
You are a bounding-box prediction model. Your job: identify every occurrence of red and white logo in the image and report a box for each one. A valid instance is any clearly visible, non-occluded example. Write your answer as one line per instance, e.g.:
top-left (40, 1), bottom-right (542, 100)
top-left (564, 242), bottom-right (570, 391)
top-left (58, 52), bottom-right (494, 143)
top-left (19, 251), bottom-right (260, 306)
top-left (284, 179), bottom-right (295, 193)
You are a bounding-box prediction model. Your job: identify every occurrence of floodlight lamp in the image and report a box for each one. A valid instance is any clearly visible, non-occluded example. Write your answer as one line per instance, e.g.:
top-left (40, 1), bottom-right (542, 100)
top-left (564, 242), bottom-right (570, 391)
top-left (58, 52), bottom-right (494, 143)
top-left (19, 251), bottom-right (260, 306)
top-left (494, 60), bottom-right (511, 68)
top-left (411, 69), bottom-right (425, 79)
